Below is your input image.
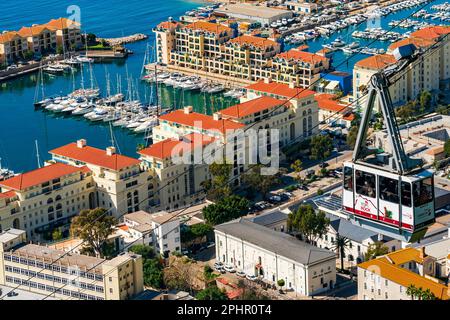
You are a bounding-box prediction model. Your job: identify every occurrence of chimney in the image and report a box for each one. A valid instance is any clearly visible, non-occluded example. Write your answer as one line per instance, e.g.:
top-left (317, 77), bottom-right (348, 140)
top-left (184, 106), bottom-right (193, 114)
top-left (106, 146), bottom-right (116, 156)
top-left (76, 139), bottom-right (87, 148)
top-left (213, 112), bottom-right (222, 121)
top-left (289, 82), bottom-right (296, 89)
top-left (419, 247), bottom-right (426, 259)
top-left (264, 77), bottom-right (272, 84)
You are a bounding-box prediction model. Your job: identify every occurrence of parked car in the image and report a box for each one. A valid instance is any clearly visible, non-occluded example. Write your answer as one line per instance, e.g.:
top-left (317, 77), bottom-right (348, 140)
top-left (268, 195), bottom-right (282, 204)
top-left (319, 162), bottom-right (329, 169)
top-left (181, 249), bottom-right (190, 256)
top-left (214, 261), bottom-right (223, 268)
top-left (7, 291), bottom-right (18, 297)
top-left (246, 274), bottom-right (258, 281)
top-left (236, 271), bottom-right (246, 278)
top-left (224, 265), bottom-right (236, 273)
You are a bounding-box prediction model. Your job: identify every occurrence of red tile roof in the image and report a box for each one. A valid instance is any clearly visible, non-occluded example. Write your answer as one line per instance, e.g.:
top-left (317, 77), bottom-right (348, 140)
top-left (245, 80), bottom-right (316, 99)
top-left (0, 190), bottom-right (17, 199)
top-left (355, 54), bottom-right (397, 70)
top-left (411, 26), bottom-right (450, 41)
top-left (315, 94), bottom-right (348, 113)
top-left (159, 109), bottom-right (244, 134)
top-left (157, 21), bottom-right (180, 30)
top-left (138, 133), bottom-right (216, 160)
top-left (0, 32), bottom-right (21, 44)
top-left (0, 163), bottom-right (88, 191)
top-left (229, 35), bottom-right (279, 49)
top-left (18, 25), bottom-right (57, 37)
top-left (184, 21), bottom-right (232, 34)
top-left (388, 37), bottom-right (435, 51)
top-left (219, 96), bottom-right (288, 119)
top-left (276, 49), bottom-right (328, 64)
top-left (50, 143), bottom-right (141, 171)
top-left (46, 18), bottom-right (80, 30)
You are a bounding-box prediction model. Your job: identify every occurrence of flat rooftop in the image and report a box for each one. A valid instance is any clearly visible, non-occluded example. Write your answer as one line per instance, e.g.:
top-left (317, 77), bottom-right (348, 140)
top-left (0, 284), bottom-right (57, 300)
top-left (215, 3), bottom-right (292, 19)
top-left (12, 244), bottom-right (105, 273)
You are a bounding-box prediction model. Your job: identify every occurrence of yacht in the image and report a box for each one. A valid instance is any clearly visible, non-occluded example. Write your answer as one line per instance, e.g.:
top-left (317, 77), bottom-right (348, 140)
top-left (72, 103), bottom-right (94, 115)
top-left (76, 56), bottom-right (94, 63)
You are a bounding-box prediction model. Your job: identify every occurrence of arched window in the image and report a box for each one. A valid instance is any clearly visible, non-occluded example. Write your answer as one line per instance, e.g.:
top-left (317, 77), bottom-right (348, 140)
top-left (308, 116), bottom-right (312, 135)
top-left (55, 195), bottom-right (62, 201)
top-left (127, 192), bottom-right (132, 199)
top-left (303, 118), bottom-right (307, 137)
top-left (56, 203), bottom-right (62, 210)
top-left (133, 190), bottom-right (138, 196)
top-left (47, 198), bottom-right (53, 204)
top-left (48, 206), bottom-right (54, 213)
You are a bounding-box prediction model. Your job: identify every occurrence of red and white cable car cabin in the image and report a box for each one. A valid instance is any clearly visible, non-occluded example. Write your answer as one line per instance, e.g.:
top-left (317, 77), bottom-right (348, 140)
top-left (342, 162), bottom-right (435, 236)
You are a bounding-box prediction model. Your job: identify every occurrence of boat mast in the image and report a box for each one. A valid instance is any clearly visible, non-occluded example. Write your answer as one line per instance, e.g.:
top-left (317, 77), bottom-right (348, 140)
top-left (35, 140), bottom-right (41, 169)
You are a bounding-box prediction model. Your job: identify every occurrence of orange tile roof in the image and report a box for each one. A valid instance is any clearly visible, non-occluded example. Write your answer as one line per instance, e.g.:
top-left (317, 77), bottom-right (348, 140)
top-left (384, 248), bottom-right (425, 265)
top-left (0, 31), bottom-right (22, 44)
top-left (355, 54), bottom-right (397, 70)
top-left (296, 45), bottom-right (309, 51)
top-left (0, 163), bottom-right (88, 191)
top-left (138, 133), bottom-right (216, 160)
top-left (358, 257), bottom-right (449, 300)
top-left (184, 21), bottom-right (232, 34)
top-left (50, 143), bottom-right (141, 171)
top-left (315, 94), bottom-right (348, 113)
top-left (343, 113), bottom-right (355, 121)
top-left (411, 25), bottom-right (450, 41)
top-left (0, 190), bottom-right (17, 199)
top-left (157, 21), bottom-right (180, 30)
top-left (220, 96), bottom-right (288, 119)
top-left (158, 110), bottom-right (244, 134)
top-left (276, 49), bottom-right (328, 64)
top-left (246, 80), bottom-right (316, 99)
top-left (18, 25), bottom-right (57, 37)
top-left (229, 35), bottom-right (279, 49)
top-left (45, 18), bottom-right (80, 30)
top-left (388, 37), bottom-right (435, 52)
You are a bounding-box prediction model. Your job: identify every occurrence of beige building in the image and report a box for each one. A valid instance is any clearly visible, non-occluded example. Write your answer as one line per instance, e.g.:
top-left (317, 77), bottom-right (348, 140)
top-left (353, 26), bottom-right (450, 109)
top-left (0, 31), bottom-right (29, 65)
top-left (50, 139), bottom-right (152, 217)
top-left (215, 218), bottom-right (336, 296)
top-left (0, 228), bottom-right (143, 300)
top-left (357, 247), bottom-right (449, 300)
top-left (46, 18), bottom-right (82, 50)
top-left (0, 162), bottom-right (96, 242)
top-left (154, 20), bottom-right (180, 65)
top-left (18, 25), bottom-right (58, 54)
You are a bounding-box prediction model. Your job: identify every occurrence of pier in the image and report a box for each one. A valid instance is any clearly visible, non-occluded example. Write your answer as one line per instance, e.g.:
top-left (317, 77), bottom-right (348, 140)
top-left (97, 33), bottom-right (148, 46)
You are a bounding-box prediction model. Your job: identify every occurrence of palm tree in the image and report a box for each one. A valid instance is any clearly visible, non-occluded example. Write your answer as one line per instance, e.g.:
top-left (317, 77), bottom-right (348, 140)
top-left (331, 234), bottom-right (351, 272)
top-left (406, 284), bottom-right (418, 300)
top-left (420, 288), bottom-right (437, 300)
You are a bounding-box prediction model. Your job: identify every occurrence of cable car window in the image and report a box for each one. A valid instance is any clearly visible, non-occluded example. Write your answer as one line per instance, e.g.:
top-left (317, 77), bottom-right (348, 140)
top-left (355, 170), bottom-right (376, 198)
top-left (413, 178), bottom-right (433, 207)
top-left (401, 182), bottom-right (412, 208)
top-left (343, 166), bottom-right (353, 191)
top-left (379, 176), bottom-right (399, 204)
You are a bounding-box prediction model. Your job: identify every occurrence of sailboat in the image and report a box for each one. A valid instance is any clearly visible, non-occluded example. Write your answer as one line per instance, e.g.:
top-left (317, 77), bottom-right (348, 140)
top-left (33, 64), bottom-right (52, 109)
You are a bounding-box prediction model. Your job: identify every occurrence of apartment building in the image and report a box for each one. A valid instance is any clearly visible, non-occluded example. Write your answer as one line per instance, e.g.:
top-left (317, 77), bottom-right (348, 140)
top-left (46, 18), bottom-right (82, 50)
top-left (242, 79), bottom-right (319, 138)
top-left (139, 132), bottom-right (220, 211)
top-left (353, 26), bottom-right (450, 108)
top-left (154, 19), bottom-right (331, 85)
top-left (0, 228), bottom-right (144, 300)
top-left (0, 17), bottom-right (82, 65)
top-left (122, 210), bottom-right (181, 256)
top-left (357, 247), bottom-right (449, 300)
top-left (0, 32), bottom-right (29, 65)
top-left (271, 48), bottom-right (330, 88)
top-left (18, 25), bottom-right (58, 54)
top-left (170, 21), bottom-right (234, 71)
top-left (315, 93), bottom-right (355, 128)
top-left (215, 218), bottom-right (336, 296)
top-left (0, 163), bottom-right (95, 242)
top-left (50, 139), bottom-right (152, 217)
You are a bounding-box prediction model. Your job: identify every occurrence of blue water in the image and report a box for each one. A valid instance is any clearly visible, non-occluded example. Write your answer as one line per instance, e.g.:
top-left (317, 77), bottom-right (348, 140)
top-left (0, 0), bottom-right (447, 172)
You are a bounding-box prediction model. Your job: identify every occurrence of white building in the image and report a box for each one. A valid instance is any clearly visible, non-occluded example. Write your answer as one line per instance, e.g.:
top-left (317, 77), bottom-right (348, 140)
top-left (215, 3), bottom-right (293, 25)
top-left (122, 210), bottom-right (181, 257)
top-left (215, 218), bottom-right (336, 296)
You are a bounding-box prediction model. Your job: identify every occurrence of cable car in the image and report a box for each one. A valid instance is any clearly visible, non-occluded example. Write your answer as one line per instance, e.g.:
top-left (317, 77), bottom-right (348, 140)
top-left (341, 49), bottom-right (435, 242)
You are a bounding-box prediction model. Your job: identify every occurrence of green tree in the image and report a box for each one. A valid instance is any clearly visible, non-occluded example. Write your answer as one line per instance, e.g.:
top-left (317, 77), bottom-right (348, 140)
top-left (23, 50), bottom-right (34, 60)
top-left (419, 90), bottom-right (432, 113)
top-left (331, 234), bottom-right (351, 272)
top-left (395, 103), bottom-right (415, 122)
top-left (277, 279), bottom-right (285, 291)
top-left (310, 135), bottom-right (333, 165)
top-left (56, 45), bottom-right (64, 55)
top-left (435, 104), bottom-right (450, 116)
top-left (287, 204), bottom-right (330, 244)
top-left (202, 162), bottom-right (233, 201)
top-left (136, 143), bottom-right (146, 152)
top-left (420, 288), bottom-right (437, 300)
top-left (364, 241), bottom-right (389, 261)
top-left (347, 125), bottom-right (359, 149)
top-left (290, 159), bottom-right (303, 184)
top-left (129, 244), bottom-right (156, 260)
top-left (317, 188), bottom-right (324, 196)
top-left (129, 245), bottom-right (164, 289)
top-left (52, 228), bottom-right (63, 241)
top-left (196, 286), bottom-right (228, 300)
top-left (444, 139), bottom-right (450, 157)
top-left (406, 284), bottom-right (418, 300)
top-left (202, 195), bottom-right (249, 225)
top-left (182, 223), bottom-right (213, 245)
top-left (70, 208), bottom-right (117, 258)
top-left (243, 164), bottom-right (285, 199)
